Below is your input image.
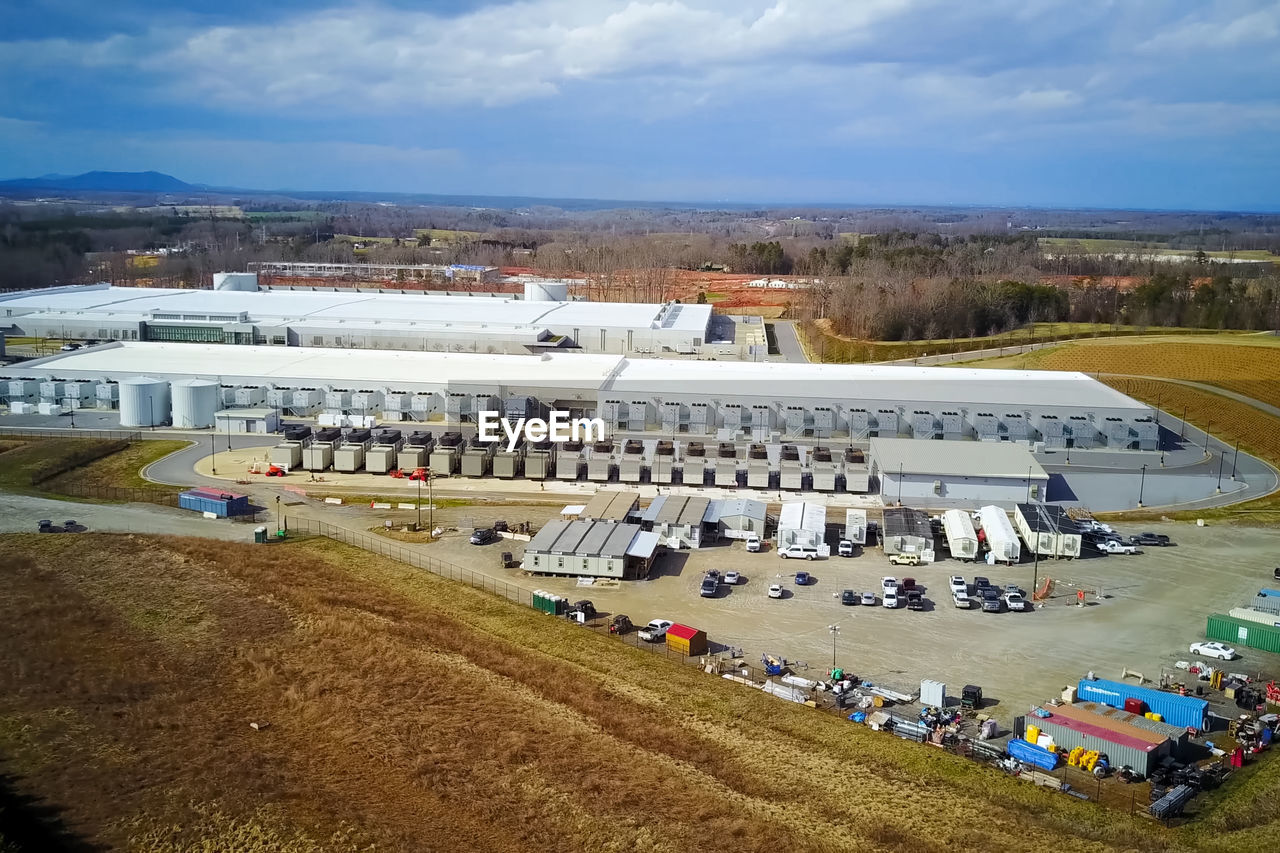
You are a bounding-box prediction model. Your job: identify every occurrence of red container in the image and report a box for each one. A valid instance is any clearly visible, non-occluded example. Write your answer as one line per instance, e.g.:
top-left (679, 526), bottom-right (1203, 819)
top-left (1123, 697), bottom-right (1145, 715)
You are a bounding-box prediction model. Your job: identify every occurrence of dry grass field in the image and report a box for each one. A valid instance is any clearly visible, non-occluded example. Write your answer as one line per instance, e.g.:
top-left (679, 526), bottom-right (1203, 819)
top-left (11, 532), bottom-right (1276, 851)
top-left (1017, 339), bottom-right (1280, 411)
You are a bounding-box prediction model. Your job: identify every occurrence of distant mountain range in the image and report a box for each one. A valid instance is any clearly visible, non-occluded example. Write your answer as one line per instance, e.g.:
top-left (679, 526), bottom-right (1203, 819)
top-left (0, 170), bottom-right (198, 193)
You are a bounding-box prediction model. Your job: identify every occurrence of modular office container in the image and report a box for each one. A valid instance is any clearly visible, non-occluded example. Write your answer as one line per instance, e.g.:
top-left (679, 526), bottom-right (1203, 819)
top-left (1206, 614), bottom-right (1280, 655)
top-left (941, 509), bottom-right (979, 561)
top-left (1076, 678), bottom-right (1207, 731)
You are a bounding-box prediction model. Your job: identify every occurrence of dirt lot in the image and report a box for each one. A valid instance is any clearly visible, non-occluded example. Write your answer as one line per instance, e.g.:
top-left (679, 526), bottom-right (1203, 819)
top-left (421, 517), bottom-right (1280, 718)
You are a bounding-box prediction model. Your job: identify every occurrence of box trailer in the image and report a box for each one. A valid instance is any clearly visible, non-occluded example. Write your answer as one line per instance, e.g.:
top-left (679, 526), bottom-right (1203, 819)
top-left (1075, 677), bottom-right (1207, 731)
top-left (1206, 613), bottom-right (1280, 655)
top-left (941, 509), bottom-right (979, 561)
top-left (977, 505), bottom-right (1020, 564)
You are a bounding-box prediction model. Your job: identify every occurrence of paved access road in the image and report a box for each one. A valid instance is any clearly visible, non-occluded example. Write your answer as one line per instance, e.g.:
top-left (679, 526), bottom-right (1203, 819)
top-left (767, 320), bottom-right (808, 362)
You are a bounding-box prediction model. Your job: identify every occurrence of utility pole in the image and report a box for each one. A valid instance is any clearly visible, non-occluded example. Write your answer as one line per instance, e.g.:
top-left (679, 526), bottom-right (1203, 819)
top-left (1231, 438), bottom-right (1240, 480)
top-left (417, 473), bottom-right (422, 530)
top-left (211, 432), bottom-right (217, 475)
top-left (1137, 464), bottom-right (1148, 507)
top-left (1216, 448), bottom-right (1226, 493)
top-left (827, 623), bottom-right (840, 670)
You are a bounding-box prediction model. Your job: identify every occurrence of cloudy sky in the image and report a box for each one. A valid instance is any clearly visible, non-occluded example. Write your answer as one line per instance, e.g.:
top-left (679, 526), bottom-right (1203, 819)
top-left (1, 0), bottom-right (1277, 209)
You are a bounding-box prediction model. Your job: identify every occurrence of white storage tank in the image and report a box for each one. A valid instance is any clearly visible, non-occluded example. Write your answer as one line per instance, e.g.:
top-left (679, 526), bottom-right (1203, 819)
top-left (212, 271), bottom-right (259, 291)
top-left (170, 378), bottom-right (220, 429)
top-left (523, 280), bottom-right (570, 302)
top-left (118, 376), bottom-right (171, 427)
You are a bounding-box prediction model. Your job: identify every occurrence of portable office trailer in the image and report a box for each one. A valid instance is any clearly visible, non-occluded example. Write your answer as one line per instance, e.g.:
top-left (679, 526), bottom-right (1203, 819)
top-left (1045, 504), bottom-right (1082, 558)
top-left (522, 520), bottom-right (658, 580)
top-left (941, 509), bottom-right (979, 561)
top-left (1075, 678), bottom-right (1207, 731)
top-left (644, 494), bottom-right (710, 548)
top-left (882, 507), bottom-right (931, 556)
top-left (1014, 503), bottom-right (1056, 558)
top-left (843, 509), bottom-right (867, 545)
top-left (778, 501), bottom-right (826, 548)
top-left (977, 505), bottom-right (1020, 563)
top-left (580, 490), bottom-right (639, 524)
top-left (710, 499), bottom-right (767, 537)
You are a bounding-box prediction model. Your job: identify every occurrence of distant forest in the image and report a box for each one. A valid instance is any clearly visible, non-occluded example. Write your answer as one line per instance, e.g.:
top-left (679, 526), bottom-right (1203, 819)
top-left (2, 198), bottom-right (1278, 340)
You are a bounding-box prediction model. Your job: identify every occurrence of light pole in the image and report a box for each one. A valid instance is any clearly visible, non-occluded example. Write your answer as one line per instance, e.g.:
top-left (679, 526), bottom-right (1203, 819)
top-left (1203, 419), bottom-right (1212, 455)
top-left (1137, 464), bottom-right (1148, 508)
top-left (1231, 439), bottom-right (1240, 481)
top-left (827, 623), bottom-right (840, 670)
top-left (1216, 446), bottom-right (1226, 493)
top-left (1180, 405), bottom-right (1187, 439)
top-left (210, 432), bottom-right (217, 475)
top-left (416, 472), bottom-right (422, 530)
top-left (276, 495), bottom-right (282, 533)
top-left (897, 463), bottom-right (903, 506)
top-left (1026, 465), bottom-right (1033, 502)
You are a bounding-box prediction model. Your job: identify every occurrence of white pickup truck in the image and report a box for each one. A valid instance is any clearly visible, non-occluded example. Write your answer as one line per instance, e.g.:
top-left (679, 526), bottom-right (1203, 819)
top-left (1097, 539), bottom-right (1139, 555)
top-left (638, 619), bottom-right (673, 642)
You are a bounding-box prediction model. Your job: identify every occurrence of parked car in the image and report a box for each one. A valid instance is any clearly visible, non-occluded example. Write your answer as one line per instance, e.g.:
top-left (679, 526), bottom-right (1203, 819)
top-left (1003, 583), bottom-right (1023, 598)
top-left (1190, 641), bottom-right (1238, 660)
top-left (469, 527), bottom-right (498, 545)
top-left (767, 584), bottom-right (784, 599)
top-left (900, 577), bottom-right (917, 591)
top-left (881, 576), bottom-right (898, 594)
top-left (1004, 591), bottom-right (1030, 612)
top-left (705, 569), bottom-right (721, 583)
top-left (837, 539), bottom-right (855, 557)
top-left (905, 590), bottom-right (924, 611)
top-left (1097, 539), bottom-right (1139, 555)
top-left (744, 534), bottom-right (762, 552)
top-left (779, 544), bottom-right (821, 560)
top-left (699, 576), bottom-right (719, 597)
top-left (973, 576), bottom-right (991, 594)
top-left (952, 591), bottom-right (972, 609)
top-left (638, 619), bottom-right (674, 641)
top-left (860, 591), bottom-right (877, 606)
top-left (59, 343), bottom-right (80, 351)
top-left (882, 587), bottom-right (900, 608)
top-left (1131, 532), bottom-right (1172, 547)
top-left (888, 552), bottom-right (920, 566)
top-left (980, 588), bottom-right (1003, 612)
top-left (841, 589), bottom-right (859, 606)
top-left (723, 571), bottom-right (741, 585)
top-left (794, 571), bottom-right (812, 585)
top-left (950, 575), bottom-right (967, 595)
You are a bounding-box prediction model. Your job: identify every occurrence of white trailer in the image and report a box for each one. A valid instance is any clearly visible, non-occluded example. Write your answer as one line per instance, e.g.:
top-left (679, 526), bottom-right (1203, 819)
top-left (941, 509), bottom-right (979, 562)
top-left (842, 508), bottom-right (867, 545)
top-left (1013, 503), bottom-right (1056, 559)
top-left (976, 505), bottom-right (1020, 564)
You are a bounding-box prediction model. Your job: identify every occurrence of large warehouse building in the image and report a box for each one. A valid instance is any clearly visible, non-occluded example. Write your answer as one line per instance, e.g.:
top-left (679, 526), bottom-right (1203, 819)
top-left (0, 279), bottom-right (718, 357)
top-left (2, 341), bottom-right (1156, 495)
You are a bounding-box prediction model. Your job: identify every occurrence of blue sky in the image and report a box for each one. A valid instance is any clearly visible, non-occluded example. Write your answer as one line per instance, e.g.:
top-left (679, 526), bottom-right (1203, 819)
top-left (1, 0), bottom-right (1278, 209)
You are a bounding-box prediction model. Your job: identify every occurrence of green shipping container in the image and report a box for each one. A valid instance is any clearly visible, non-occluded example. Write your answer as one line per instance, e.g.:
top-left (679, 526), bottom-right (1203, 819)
top-left (1206, 614), bottom-right (1280, 656)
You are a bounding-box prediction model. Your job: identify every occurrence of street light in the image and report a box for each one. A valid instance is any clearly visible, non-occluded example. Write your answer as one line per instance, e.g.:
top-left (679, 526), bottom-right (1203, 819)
top-left (1026, 465), bottom-right (1034, 502)
top-left (416, 471), bottom-right (423, 530)
top-left (276, 495), bottom-right (282, 533)
top-left (827, 623), bottom-right (840, 669)
top-left (1216, 446), bottom-right (1226, 493)
top-left (897, 463), bottom-right (903, 506)
top-left (1137, 463), bottom-right (1148, 507)
top-left (1180, 405), bottom-right (1187, 439)
top-left (210, 432), bottom-right (217, 475)
top-left (1231, 438), bottom-right (1240, 481)
top-left (1203, 419), bottom-right (1212, 455)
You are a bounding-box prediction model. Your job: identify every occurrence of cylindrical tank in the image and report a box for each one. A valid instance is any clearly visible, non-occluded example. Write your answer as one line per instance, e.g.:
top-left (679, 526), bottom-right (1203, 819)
top-left (523, 280), bottom-right (569, 302)
top-left (119, 376), bottom-right (171, 427)
top-left (170, 378), bottom-right (220, 428)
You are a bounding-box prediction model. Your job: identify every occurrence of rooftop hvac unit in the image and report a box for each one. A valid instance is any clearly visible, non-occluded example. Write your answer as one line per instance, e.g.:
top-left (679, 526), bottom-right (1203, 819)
top-left (266, 388), bottom-right (291, 408)
top-left (325, 391), bottom-right (351, 410)
top-left (235, 386), bottom-right (265, 406)
top-left (39, 381), bottom-right (64, 398)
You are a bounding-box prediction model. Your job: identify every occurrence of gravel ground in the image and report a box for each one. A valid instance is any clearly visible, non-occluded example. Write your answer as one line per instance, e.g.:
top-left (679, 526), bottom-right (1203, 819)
top-left (0, 491), bottom-right (261, 542)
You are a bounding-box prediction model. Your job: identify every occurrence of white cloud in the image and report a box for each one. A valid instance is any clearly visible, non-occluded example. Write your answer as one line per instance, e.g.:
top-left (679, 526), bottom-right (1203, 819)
top-left (1138, 4), bottom-right (1280, 52)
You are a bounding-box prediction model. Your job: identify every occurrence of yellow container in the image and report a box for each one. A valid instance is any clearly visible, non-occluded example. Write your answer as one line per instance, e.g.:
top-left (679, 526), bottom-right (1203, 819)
top-left (1026, 724), bottom-right (1040, 744)
top-left (1150, 713), bottom-right (1162, 722)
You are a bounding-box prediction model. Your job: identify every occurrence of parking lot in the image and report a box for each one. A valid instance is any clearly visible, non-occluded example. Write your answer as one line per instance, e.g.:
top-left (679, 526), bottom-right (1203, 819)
top-left (416, 514), bottom-right (1280, 720)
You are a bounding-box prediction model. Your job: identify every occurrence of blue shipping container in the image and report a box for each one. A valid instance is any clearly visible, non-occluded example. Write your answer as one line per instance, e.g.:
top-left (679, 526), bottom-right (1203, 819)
top-left (1076, 678), bottom-right (1207, 730)
top-left (179, 490), bottom-right (249, 517)
top-left (1258, 588), bottom-right (1280, 599)
top-left (1006, 738), bottom-right (1058, 770)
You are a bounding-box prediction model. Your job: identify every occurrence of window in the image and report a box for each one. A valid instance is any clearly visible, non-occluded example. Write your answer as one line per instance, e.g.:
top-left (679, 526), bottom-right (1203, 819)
top-left (271, 336), bottom-right (286, 346)
top-left (557, 557), bottom-right (564, 569)
top-left (312, 336), bottom-right (323, 345)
